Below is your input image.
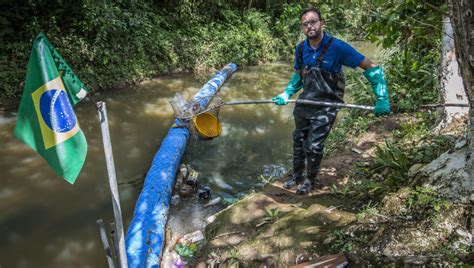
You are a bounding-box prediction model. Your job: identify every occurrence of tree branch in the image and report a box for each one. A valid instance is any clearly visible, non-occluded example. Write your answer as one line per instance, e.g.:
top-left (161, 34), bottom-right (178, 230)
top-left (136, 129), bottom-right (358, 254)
top-left (420, 0), bottom-right (450, 17)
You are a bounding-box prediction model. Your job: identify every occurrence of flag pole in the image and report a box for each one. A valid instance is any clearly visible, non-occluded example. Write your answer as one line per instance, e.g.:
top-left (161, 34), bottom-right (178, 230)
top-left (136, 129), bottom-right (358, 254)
top-left (97, 101), bottom-right (128, 268)
top-left (96, 219), bottom-right (116, 268)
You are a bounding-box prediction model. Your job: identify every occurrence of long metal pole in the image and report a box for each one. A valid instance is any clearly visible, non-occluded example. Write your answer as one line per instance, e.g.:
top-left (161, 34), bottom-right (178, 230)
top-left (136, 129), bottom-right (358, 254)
top-left (96, 219), bottom-right (116, 268)
top-left (97, 101), bottom-right (128, 268)
top-left (177, 99), bottom-right (374, 120)
top-left (224, 99), bottom-right (374, 110)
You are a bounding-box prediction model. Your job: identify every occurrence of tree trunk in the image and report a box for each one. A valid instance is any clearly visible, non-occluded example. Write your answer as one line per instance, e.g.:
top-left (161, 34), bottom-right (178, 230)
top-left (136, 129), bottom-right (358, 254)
top-left (423, 0), bottom-right (473, 203)
top-left (448, 0), bottom-right (473, 188)
top-left (435, 15), bottom-right (469, 130)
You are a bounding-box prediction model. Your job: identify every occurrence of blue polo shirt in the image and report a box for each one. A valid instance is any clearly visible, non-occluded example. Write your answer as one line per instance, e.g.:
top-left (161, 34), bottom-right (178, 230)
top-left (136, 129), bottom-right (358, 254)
top-left (294, 32), bottom-right (365, 73)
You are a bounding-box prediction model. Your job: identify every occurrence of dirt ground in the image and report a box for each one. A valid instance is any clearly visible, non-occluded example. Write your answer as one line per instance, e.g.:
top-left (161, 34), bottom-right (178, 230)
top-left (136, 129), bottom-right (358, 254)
top-left (191, 116), bottom-right (401, 267)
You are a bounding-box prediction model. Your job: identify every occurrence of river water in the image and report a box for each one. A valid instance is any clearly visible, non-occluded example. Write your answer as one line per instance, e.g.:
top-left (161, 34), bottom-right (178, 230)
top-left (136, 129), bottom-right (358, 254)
top-left (0, 42), bottom-right (380, 268)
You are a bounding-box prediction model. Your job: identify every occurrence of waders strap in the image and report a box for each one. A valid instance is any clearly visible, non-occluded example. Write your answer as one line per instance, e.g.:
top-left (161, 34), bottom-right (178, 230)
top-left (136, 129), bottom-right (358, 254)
top-left (297, 41), bottom-right (305, 68)
top-left (297, 37), bottom-right (334, 77)
top-left (316, 37), bottom-right (334, 68)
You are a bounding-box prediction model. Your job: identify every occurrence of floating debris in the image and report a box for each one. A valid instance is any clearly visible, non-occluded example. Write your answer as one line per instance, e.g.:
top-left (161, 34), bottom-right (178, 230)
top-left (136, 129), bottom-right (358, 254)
top-left (205, 197), bottom-right (222, 207)
top-left (198, 185), bottom-right (211, 199)
top-left (262, 164), bottom-right (287, 179)
top-left (289, 253), bottom-right (347, 268)
top-left (183, 230), bottom-right (205, 244)
top-left (179, 184), bottom-right (195, 198)
top-left (176, 163), bottom-right (200, 198)
top-left (171, 195), bottom-right (180, 206)
top-left (206, 214), bottom-right (217, 224)
top-left (186, 170), bottom-right (199, 187)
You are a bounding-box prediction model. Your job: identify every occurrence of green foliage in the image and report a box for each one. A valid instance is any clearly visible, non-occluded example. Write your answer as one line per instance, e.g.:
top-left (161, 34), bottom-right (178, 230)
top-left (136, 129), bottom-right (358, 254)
top-left (316, 2), bottom-right (366, 38)
top-left (408, 186), bottom-right (444, 210)
top-left (227, 247), bottom-right (240, 265)
top-left (329, 230), bottom-right (354, 253)
top-left (362, 0), bottom-right (444, 112)
top-left (257, 174), bottom-right (278, 185)
top-left (365, 0), bottom-right (445, 50)
top-left (264, 207), bottom-right (281, 223)
top-left (356, 200), bottom-right (383, 221)
top-left (407, 186), bottom-right (450, 222)
top-left (331, 183), bottom-right (351, 196)
top-left (273, 3), bottom-right (303, 59)
top-left (0, 0), bottom-right (447, 114)
top-left (386, 47), bottom-right (440, 112)
top-left (373, 141), bottom-right (411, 181)
top-left (175, 243), bottom-right (198, 258)
top-left (350, 113), bottom-right (456, 198)
top-left (0, 42), bottom-right (30, 99)
top-left (436, 240), bottom-right (471, 265)
top-left (0, 1), bottom-right (288, 100)
top-left (347, 45), bottom-right (440, 113)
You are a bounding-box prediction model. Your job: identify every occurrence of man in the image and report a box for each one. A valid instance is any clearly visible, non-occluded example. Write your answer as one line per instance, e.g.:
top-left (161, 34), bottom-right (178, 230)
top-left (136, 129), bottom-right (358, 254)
top-left (273, 6), bottom-right (390, 195)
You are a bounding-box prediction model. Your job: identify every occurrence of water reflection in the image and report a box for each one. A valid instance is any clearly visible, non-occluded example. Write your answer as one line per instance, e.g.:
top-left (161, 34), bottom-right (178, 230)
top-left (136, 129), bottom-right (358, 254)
top-left (182, 63), bottom-right (295, 197)
top-left (166, 64), bottom-right (296, 240)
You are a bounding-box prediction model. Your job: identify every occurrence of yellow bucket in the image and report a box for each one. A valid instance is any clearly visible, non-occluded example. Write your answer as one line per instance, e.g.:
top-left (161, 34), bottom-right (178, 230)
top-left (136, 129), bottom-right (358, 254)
top-left (193, 112), bottom-right (222, 139)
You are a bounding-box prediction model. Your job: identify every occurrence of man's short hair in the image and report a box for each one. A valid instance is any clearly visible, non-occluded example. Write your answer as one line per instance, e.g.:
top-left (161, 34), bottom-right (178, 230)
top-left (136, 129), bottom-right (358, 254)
top-left (299, 6), bottom-right (322, 21)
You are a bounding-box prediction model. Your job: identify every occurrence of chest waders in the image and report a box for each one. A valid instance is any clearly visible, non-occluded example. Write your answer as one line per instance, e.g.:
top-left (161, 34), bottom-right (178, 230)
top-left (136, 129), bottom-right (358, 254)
top-left (283, 38), bottom-right (346, 194)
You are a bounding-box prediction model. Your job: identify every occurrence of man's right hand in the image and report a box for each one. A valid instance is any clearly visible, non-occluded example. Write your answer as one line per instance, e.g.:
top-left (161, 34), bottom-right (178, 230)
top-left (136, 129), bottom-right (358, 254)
top-left (272, 92), bottom-right (290, 105)
top-left (273, 72), bottom-right (303, 106)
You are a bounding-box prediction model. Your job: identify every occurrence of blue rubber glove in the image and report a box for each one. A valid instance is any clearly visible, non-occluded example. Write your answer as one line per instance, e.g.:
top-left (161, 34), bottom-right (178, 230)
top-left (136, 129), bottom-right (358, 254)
top-left (363, 66), bottom-right (390, 116)
top-left (272, 72), bottom-right (303, 105)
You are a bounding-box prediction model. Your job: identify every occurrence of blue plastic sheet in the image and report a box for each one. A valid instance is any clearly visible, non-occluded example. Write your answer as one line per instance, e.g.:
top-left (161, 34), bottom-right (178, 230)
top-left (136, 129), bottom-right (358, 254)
top-left (126, 63), bottom-right (237, 268)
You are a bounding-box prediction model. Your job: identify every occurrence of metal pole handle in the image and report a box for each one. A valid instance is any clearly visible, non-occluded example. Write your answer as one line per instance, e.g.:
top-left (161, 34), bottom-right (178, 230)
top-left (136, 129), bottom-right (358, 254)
top-left (224, 99), bottom-right (374, 110)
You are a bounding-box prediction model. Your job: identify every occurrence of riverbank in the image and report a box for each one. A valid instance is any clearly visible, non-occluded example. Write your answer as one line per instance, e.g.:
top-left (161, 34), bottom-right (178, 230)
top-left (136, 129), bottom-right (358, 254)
top-left (189, 114), bottom-right (472, 266)
top-left (0, 98), bottom-right (20, 112)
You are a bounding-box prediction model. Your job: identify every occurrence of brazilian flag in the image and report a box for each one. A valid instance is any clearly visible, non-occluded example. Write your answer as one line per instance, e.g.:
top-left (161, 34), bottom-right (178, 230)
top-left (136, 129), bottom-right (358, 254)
top-left (14, 33), bottom-right (88, 184)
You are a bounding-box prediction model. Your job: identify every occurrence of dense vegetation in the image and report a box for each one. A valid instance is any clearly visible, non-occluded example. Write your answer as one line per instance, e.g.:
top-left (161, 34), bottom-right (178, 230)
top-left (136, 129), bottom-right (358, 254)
top-left (0, 1), bottom-right (300, 100)
top-left (1, 0), bottom-right (441, 115)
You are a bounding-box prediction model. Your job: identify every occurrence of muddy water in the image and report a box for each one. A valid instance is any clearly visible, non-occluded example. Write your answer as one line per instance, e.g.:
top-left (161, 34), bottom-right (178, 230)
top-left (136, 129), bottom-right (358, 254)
top-left (168, 63), bottom-right (296, 238)
top-left (0, 42), bottom-right (379, 268)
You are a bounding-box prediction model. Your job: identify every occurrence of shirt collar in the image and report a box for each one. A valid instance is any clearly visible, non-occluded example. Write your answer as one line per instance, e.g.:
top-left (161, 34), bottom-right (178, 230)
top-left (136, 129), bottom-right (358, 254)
top-left (304, 32), bottom-right (332, 51)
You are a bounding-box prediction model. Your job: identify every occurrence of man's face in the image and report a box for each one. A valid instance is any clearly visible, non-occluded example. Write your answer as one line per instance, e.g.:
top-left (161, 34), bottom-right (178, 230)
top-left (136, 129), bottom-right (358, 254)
top-left (301, 11), bottom-right (323, 40)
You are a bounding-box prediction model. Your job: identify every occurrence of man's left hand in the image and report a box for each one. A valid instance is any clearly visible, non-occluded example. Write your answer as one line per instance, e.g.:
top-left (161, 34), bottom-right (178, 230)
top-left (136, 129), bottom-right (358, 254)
top-left (374, 98), bottom-right (390, 116)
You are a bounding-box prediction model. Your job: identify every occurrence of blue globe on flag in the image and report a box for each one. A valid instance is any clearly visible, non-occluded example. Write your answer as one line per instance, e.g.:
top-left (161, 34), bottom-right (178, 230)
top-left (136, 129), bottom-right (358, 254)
top-left (39, 89), bottom-right (77, 133)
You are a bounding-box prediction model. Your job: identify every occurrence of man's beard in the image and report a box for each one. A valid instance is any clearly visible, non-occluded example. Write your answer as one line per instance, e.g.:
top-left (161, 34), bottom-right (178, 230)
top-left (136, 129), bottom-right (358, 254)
top-left (307, 29), bottom-right (322, 40)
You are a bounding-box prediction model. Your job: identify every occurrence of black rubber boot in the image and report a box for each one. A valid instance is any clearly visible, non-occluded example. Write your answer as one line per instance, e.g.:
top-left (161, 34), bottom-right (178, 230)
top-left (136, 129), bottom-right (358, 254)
top-left (296, 177), bottom-right (315, 195)
top-left (283, 162), bottom-right (304, 189)
top-left (296, 153), bottom-right (322, 195)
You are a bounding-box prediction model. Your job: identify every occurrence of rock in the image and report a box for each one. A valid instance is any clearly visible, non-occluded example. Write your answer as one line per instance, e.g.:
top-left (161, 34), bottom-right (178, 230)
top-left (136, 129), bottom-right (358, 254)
top-left (408, 163), bottom-right (424, 178)
top-left (380, 187), bottom-right (410, 216)
top-left (454, 138), bottom-right (467, 149)
top-left (222, 197), bottom-right (239, 206)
